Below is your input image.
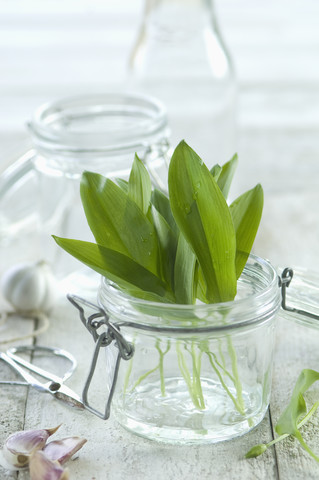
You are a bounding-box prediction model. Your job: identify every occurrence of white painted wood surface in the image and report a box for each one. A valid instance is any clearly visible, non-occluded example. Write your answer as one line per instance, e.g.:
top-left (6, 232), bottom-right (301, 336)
top-left (1, 1), bottom-right (319, 478)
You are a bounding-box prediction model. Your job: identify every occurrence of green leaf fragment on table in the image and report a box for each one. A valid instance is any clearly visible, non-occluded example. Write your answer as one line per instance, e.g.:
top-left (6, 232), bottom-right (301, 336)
top-left (245, 444), bottom-right (268, 458)
top-left (168, 140), bottom-right (237, 303)
top-left (246, 369), bottom-right (319, 462)
top-left (275, 369), bottom-right (319, 462)
top-left (52, 236), bottom-right (174, 303)
top-left (230, 184), bottom-right (264, 279)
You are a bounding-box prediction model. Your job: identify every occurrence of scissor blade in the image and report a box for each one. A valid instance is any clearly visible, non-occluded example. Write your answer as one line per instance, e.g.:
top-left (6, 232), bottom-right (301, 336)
top-left (44, 381), bottom-right (85, 410)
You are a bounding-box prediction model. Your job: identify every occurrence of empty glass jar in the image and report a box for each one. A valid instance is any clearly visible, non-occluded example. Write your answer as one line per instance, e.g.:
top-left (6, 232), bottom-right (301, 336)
top-left (0, 93), bottom-right (170, 281)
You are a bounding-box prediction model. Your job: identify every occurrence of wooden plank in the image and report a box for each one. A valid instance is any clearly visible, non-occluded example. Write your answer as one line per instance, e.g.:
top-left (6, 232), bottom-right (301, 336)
top-left (0, 311), bottom-right (35, 480)
top-left (270, 317), bottom-right (319, 479)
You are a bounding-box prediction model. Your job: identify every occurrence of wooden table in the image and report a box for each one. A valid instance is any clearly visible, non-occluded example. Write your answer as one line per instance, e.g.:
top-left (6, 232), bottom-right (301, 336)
top-left (1, 1), bottom-right (319, 478)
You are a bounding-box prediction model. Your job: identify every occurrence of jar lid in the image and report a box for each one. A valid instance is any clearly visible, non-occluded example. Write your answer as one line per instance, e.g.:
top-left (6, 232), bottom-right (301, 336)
top-left (279, 266), bottom-right (319, 328)
top-left (28, 93), bottom-right (169, 156)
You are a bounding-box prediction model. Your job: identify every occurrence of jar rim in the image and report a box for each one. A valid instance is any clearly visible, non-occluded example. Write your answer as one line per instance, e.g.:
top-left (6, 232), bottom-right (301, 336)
top-left (98, 254), bottom-right (281, 332)
top-left (28, 92), bottom-right (168, 156)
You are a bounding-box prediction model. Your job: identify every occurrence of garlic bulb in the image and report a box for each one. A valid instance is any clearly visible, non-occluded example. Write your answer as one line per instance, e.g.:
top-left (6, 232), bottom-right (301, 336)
top-left (1, 261), bottom-right (57, 312)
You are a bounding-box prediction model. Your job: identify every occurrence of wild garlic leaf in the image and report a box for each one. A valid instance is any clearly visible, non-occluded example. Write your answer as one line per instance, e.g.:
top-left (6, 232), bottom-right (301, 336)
top-left (151, 205), bottom-right (178, 292)
top-left (80, 171), bottom-right (159, 274)
top-left (246, 399), bottom-right (319, 460)
top-left (216, 153), bottom-right (238, 199)
top-left (174, 233), bottom-right (197, 304)
top-left (168, 140), bottom-right (237, 303)
top-left (151, 188), bottom-right (179, 238)
top-left (80, 172), bottom-right (129, 255)
top-left (52, 236), bottom-right (173, 302)
top-left (275, 369), bottom-right (319, 462)
top-left (210, 164), bottom-right (222, 181)
top-left (196, 266), bottom-right (208, 303)
top-left (116, 178), bottom-right (128, 193)
top-left (229, 184), bottom-right (263, 279)
top-left (128, 153), bottom-right (152, 215)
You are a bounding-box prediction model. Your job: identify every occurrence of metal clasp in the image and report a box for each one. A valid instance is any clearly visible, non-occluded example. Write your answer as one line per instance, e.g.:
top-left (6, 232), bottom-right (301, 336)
top-left (280, 267), bottom-right (319, 321)
top-left (67, 294), bottom-right (134, 419)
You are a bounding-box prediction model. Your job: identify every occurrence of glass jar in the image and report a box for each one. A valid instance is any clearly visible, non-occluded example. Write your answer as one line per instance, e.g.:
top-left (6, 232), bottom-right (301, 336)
top-left (0, 93), bottom-right (169, 280)
top-left (128, 0), bottom-right (237, 166)
top-left (96, 254), bottom-right (280, 444)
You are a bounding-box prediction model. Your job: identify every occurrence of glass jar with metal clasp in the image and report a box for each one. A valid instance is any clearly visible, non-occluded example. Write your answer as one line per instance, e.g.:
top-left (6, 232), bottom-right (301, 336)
top-left (68, 258), bottom-right (319, 445)
top-left (0, 93), bottom-right (170, 286)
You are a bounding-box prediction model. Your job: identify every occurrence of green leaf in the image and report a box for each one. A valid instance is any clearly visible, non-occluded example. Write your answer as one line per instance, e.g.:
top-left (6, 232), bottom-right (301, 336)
top-left (229, 184), bottom-right (264, 278)
top-left (151, 205), bottom-right (178, 291)
top-left (275, 369), bottom-right (319, 462)
top-left (210, 164), bottom-right (222, 181)
top-left (151, 188), bottom-right (179, 238)
top-left (245, 399), bottom-right (319, 461)
top-left (128, 153), bottom-right (152, 215)
top-left (80, 171), bottom-right (159, 274)
top-left (216, 154), bottom-right (238, 199)
top-left (174, 234), bottom-right (197, 304)
top-left (52, 235), bottom-right (173, 302)
top-left (196, 266), bottom-right (209, 303)
top-left (80, 172), bottom-right (129, 254)
top-left (168, 140), bottom-right (237, 303)
top-left (115, 178), bottom-right (128, 193)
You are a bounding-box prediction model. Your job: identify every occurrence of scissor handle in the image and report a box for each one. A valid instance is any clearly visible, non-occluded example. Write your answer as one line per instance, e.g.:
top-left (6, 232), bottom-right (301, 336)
top-left (6, 346), bottom-right (77, 383)
top-left (0, 352), bottom-right (48, 393)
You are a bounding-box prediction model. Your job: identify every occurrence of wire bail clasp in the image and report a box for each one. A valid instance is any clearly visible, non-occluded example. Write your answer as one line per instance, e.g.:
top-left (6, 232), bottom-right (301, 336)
top-left (280, 268), bottom-right (319, 321)
top-left (67, 294), bottom-right (134, 419)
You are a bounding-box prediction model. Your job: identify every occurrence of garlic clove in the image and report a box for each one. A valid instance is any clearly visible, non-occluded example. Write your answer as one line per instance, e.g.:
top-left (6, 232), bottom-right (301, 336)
top-left (0, 425), bottom-right (60, 469)
top-left (0, 449), bottom-right (18, 471)
top-left (29, 451), bottom-right (70, 480)
top-left (43, 437), bottom-right (87, 465)
top-left (1, 260), bottom-right (57, 312)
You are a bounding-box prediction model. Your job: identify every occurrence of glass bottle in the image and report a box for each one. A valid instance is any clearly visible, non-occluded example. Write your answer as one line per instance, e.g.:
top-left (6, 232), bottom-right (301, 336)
top-left (128, 0), bottom-right (237, 166)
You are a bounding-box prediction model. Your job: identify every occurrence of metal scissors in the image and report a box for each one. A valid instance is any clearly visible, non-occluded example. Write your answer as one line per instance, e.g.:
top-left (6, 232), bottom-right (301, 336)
top-left (0, 345), bottom-right (84, 410)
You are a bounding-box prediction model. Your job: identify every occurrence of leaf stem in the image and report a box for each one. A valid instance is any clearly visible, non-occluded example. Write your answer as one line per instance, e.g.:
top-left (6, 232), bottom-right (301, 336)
top-left (190, 342), bottom-right (205, 410)
top-left (246, 401), bottom-right (319, 458)
top-left (226, 336), bottom-right (245, 414)
top-left (155, 339), bottom-right (171, 396)
top-left (206, 351), bottom-right (244, 415)
top-left (130, 339), bottom-right (171, 395)
top-left (176, 341), bottom-right (204, 410)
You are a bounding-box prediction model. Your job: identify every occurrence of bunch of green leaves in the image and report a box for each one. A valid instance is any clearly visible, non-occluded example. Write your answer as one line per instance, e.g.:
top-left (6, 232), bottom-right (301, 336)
top-left (53, 140), bottom-right (263, 305)
top-left (246, 369), bottom-right (319, 462)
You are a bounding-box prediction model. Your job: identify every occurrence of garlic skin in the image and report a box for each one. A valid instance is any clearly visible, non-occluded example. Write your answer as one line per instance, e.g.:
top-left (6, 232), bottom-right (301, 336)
top-left (43, 437), bottom-right (87, 465)
top-left (29, 451), bottom-right (69, 480)
top-left (1, 260), bottom-right (57, 312)
top-left (0, 426), bottom-right (60, 470)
